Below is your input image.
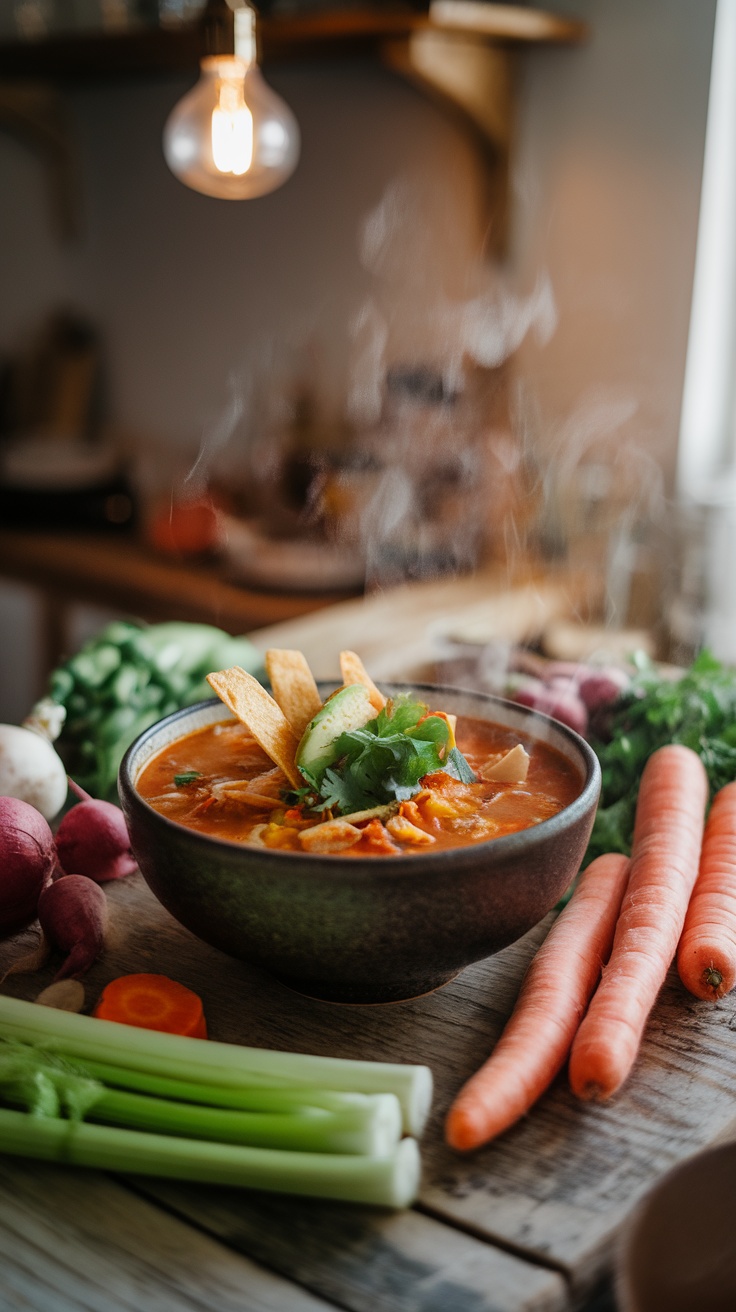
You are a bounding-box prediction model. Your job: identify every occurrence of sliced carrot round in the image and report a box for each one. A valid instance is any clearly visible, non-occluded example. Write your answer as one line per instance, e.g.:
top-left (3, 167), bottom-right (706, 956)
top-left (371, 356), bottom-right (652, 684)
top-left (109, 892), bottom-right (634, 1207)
top-left (93, 973), bottom-right (207, 1038)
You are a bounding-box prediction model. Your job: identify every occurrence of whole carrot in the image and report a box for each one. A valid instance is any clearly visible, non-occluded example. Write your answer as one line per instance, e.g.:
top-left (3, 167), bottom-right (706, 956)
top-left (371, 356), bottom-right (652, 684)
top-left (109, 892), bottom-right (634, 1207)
top-left (445, 852), bottom-right (631, 1151)
top-left (569, 744), bottom-right (708, 1102)
top-left (677, 781), bottom-right (736, 1000)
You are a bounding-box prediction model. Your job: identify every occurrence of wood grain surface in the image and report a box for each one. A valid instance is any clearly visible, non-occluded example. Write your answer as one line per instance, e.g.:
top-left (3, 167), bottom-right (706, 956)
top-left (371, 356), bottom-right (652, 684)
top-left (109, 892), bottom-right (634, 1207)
top-left (3, 867), bottom-right (735, 1308)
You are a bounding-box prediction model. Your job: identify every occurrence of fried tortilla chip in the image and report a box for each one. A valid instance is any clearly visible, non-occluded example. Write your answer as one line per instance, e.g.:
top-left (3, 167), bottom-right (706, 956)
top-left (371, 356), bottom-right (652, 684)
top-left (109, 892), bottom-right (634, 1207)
top-left (339, 650), bottom-right (386, 711)
top-left (206, 666), bottom-right (302, 789)
top-left (265, 649), bottom-right (323, 738)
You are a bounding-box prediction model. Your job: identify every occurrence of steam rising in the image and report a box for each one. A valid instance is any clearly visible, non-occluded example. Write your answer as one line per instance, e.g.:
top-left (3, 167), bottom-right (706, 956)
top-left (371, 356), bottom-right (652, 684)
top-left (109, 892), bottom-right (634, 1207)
top-left (172, 174), bottom-right (664, 635)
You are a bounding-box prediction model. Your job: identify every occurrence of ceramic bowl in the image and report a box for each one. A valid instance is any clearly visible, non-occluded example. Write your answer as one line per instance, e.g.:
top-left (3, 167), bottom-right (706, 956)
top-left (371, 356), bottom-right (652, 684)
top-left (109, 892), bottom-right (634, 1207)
top-left (118, 684), bottom-right (601, 1004)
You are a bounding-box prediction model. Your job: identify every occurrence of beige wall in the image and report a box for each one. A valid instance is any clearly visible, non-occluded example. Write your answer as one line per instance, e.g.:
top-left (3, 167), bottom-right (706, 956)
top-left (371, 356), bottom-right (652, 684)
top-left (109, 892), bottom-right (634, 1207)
top-left (512, 0), bottom-right (716, 492)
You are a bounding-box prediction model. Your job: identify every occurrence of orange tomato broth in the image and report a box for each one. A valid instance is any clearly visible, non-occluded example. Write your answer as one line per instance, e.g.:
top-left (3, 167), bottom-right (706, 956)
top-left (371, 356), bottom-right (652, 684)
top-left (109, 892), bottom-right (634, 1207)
top-left (136, 714), bottom-right (582, 857)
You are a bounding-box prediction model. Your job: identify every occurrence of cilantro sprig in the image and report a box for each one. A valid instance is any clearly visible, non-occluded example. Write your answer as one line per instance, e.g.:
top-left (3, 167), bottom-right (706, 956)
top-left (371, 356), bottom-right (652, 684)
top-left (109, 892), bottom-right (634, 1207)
top-left (308, 696), bottom-right (476, 815)
top-left (173, 771), bottom-right (202, 787)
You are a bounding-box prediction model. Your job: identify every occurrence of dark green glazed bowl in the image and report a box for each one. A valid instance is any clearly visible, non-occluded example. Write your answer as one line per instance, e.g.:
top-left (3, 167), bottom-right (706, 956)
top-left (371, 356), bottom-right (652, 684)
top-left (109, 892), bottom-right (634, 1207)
top-left (119, 684), bottom-right (600, 1004)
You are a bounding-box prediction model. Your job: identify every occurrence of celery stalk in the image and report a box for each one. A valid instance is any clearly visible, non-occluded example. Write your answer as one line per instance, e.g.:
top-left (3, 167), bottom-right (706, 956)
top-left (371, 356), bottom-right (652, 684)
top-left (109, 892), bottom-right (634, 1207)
top-left (0, 995), bottom-right (432, 1136)
top-left (78, 1058), bottom-right (393, 1116)
top-left (88, 1088), bottom-right (402, 1156)
top-left (0, 1107), bottom-right (421, 1207)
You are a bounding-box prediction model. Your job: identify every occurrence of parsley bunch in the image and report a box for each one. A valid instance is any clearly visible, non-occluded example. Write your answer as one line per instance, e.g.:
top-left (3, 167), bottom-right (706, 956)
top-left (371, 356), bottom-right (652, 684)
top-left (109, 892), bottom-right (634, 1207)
top-left (586, 650), bottom-right (736, 862)
top-left (313, 697), bottom-right (475, 815)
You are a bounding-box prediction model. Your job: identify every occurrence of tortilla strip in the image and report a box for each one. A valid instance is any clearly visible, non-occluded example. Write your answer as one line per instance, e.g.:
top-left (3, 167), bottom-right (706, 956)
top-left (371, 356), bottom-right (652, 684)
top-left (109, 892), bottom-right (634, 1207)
top-left (265, 649), bottom-right (323, 737)
top-left (206, 666), bottom-right (302, 789)
top-left (339, 650), bottom-right (386, 711)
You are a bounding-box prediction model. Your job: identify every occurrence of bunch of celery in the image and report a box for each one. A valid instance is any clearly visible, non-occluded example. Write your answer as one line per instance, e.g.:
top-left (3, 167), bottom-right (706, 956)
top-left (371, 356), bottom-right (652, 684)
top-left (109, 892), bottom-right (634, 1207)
top-left (0, 995), bottom-right (430, 1208)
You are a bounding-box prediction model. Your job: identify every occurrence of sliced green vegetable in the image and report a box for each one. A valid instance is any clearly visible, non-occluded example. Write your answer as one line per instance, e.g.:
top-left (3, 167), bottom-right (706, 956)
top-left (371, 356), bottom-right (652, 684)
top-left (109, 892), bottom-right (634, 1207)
top-left (296, 684), bottom-right (375, 788)
top-left (174, 771), bottom-right (202, 787)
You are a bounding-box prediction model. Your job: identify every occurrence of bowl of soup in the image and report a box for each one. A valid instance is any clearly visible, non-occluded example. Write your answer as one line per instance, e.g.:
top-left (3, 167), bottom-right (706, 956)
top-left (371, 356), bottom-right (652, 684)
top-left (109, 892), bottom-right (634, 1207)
top-left (119, 683), bottom-right (601, 1003)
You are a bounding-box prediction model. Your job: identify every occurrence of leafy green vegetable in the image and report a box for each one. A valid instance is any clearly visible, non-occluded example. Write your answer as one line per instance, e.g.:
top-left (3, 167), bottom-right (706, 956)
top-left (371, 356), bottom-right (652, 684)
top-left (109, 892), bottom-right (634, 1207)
top-left (307, 696), bottom-right (476, 814)
top-left (586, 650), bottom-right (736, 863)
top-left (41, 621), bottom-right (265, 801)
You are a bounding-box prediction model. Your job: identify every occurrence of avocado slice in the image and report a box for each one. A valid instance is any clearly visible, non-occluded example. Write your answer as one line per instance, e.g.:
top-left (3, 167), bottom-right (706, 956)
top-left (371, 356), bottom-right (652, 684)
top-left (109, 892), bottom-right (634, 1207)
top-left (296, 684), bottom-right (376, 787)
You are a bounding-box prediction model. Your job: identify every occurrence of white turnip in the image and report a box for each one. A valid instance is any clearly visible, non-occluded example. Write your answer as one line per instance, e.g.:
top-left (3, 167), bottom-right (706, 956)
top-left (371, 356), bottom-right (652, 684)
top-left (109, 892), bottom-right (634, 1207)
top-left (0, 724), bottom-right (67, 820)
top-left (0, 796), bottom-right (57, 937)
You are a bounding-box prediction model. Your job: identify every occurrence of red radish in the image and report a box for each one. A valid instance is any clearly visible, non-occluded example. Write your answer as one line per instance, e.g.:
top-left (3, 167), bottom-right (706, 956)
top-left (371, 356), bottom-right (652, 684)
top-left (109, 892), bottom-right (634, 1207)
top-left (0, 796), bottom-right (57, 936)
top-left (37, 875), bottom-right (108, 980)
top-left (576, 668), bottom-right (630, 712)
top-left (512, 684), bottom-right (589, 737)
top-left (55, 798), bottom-right (136, 883)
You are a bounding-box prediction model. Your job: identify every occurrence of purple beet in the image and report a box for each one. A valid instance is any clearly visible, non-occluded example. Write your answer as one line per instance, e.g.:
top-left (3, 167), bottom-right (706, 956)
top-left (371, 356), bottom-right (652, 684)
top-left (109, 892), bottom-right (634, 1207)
top-left (55, 799), bottom-right (137, 883)
top-left (0, 796), bottom-right (56, 936)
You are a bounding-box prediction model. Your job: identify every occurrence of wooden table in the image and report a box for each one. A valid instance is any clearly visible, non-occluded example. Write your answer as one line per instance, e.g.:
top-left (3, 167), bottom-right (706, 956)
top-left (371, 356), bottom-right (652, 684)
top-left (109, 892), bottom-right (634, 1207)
top-left (2, 873), bottom-right (736, 1312)
top-left (2, 569), bottom-right (732, 1311)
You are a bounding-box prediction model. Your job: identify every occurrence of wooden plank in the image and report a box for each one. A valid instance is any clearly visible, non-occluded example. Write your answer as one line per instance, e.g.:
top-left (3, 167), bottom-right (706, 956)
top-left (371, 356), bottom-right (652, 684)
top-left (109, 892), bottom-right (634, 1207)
top-left (0, 7), bottom-right (586, 83)
top-left (0, 1156), bottom-right (335, 1312)
top-left (131, 1184), bottom-right (567, 1312)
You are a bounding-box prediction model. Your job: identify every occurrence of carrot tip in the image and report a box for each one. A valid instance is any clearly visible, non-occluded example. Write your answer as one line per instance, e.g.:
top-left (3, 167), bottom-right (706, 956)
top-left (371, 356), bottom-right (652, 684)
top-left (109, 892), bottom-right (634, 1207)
top-left (571, 1078), bottom-right (607, 1103)
top-left (445, 1105), bottom-right (487, 1153)
top-left (702, 966), bottom-right (724, 994)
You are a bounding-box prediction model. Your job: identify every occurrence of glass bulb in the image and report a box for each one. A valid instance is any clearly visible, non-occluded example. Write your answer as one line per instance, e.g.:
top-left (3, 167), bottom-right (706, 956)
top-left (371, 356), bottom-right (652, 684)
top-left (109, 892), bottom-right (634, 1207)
top-left (163, 55), bottom-right (300, 200)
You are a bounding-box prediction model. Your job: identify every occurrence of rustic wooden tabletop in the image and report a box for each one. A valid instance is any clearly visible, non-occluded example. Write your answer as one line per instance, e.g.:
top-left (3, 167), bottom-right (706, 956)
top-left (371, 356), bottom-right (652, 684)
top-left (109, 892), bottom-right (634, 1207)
top-left (2, 864), bottom-right (735, 1312)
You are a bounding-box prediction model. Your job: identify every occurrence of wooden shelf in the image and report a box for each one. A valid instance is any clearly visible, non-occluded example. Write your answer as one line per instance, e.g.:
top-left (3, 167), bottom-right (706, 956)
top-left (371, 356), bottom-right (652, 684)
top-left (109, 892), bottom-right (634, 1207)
top-left (0, 6), bottom-right (586, 82)
top-left (0, 5), bottom-right (586, 251)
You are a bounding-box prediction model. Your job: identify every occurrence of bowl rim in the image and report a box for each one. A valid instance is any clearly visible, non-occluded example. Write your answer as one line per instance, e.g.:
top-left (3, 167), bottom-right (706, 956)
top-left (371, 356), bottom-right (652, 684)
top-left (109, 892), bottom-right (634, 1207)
top-left (119, 681), bottom-right (601, 877)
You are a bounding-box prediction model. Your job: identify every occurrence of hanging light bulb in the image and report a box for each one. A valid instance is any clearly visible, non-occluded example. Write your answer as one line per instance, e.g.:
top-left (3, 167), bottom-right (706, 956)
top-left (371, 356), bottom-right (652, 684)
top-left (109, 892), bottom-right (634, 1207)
top-left (163, 0), bottom-right (300, 200)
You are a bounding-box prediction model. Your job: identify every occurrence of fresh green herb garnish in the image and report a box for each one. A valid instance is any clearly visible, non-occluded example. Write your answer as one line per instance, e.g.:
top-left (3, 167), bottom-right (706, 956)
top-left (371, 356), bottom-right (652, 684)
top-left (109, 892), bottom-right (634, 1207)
top-left (307, 696), bottom-right (476, 814)
top-left (587, 649), bottom-right (736, 863)
top-left (283, 785), bottom-right (315, 806)
top-left (174, 771), bottom-right (202, 787)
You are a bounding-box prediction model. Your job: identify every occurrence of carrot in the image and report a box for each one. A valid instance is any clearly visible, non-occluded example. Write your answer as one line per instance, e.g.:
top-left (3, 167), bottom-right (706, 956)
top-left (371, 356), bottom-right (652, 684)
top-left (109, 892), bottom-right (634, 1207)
top-left (677, 780), bottom-right (736, 1000)
top-left (569, 744), bottom-right (708, 1102)
top-left (93, 973), bottom-right (207, 1039)
top-left (445, 853), bottom-right (631, 1151)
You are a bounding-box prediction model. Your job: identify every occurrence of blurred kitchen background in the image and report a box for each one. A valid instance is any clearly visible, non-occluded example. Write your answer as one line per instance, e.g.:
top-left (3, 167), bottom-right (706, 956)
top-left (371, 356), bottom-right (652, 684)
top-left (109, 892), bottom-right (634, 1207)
top-left (0, 0), bottom-right (728, 721)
